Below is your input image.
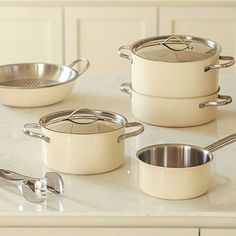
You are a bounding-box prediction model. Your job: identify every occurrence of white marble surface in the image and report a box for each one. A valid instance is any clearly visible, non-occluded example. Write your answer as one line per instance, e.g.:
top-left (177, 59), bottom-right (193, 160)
top-left (0, 75), bottom-right (236, 227)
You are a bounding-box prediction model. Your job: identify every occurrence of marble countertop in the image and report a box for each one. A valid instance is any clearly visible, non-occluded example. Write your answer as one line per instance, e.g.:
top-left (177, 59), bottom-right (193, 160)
top-left (1, 75), bottom-right (236, 227)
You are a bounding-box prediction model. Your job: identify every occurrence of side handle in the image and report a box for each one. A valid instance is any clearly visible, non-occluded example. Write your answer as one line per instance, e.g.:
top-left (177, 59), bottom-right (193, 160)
top-left (120, 82), bottom-right (132, 95)
top-left (205, 56), bottom-right (235, 72)
top-left (117, 122), bottom-right (144, 143)
top-left (23, 123), bottom-right (50, 143)
top-left (117, 45), bottom-right (133, 63)
top-left (199, 94), bottom-right (232, 108)
top-left (68, 58), bottom-right (90, 75)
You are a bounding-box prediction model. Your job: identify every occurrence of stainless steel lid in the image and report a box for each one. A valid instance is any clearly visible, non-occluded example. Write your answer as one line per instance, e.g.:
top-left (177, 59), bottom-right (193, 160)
top-left (131, 35), bottom-right (221, 62)
top-left (39, 108), bottom-right (127, 134)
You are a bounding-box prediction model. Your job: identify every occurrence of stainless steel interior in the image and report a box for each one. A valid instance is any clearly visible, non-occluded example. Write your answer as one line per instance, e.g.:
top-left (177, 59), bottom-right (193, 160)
top-left (137, 144), bottom-right (213, 168)
top-left (0, 63), bottom-right (78, 89)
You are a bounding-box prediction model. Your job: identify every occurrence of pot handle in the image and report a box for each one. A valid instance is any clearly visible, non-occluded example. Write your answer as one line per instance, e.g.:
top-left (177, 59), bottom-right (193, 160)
top-left (68, 58), bottom-right (90, 75)
top-left (199, 94), bottom-right (232, 108)
top-left (23, 123), bottom-right (50, 143)
top-left (117, 122), bottom-right (144, 143)
top-left (204, 133), bottom-right (236, 152)
top-left (204, 55), bottom-right (235, 72)
top-left (120, 82), bottom-right (132, 95)
top-left (160, 35), bottom-right (193, 51)
top-left (117, 45), bottom-right (133, 63)
top-left (63, 108), bottom-right (100, 125)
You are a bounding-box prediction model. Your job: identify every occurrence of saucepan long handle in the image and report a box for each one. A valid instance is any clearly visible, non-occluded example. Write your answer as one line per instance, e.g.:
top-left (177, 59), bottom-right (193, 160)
top-left (204, 133), bottom-right (236, 152)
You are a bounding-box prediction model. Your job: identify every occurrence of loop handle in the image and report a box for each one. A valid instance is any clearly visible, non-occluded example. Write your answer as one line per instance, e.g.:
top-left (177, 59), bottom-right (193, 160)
top-left (205, 55), bottom-right (235, 72)
top-left (23, 123), bottom-right (50, 143)
top-left (68, 58), bottom-right (90, 75)
top-left (199, 94), bottom-right (232, 108)
top-left (120, 82), bottom-right (132, 95)
top-left (117, 45), bottom-right (133, 63)
top-left (160, 35), bottom-right (193, 51)
top-left (117, 122), bottom-right (144, 143)
top-left (63, 108), bottom-right (100, 125)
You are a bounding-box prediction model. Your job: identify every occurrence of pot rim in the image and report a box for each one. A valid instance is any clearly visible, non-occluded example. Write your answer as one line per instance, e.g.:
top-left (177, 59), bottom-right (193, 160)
top-left (130, 34), bottom-right (222, 63)
top-left (136, 143), bottom-right (214, 169)
top-left (130, 83), bottom-right (221, 99)
top-left (38, 109), bottom-right (129, 135)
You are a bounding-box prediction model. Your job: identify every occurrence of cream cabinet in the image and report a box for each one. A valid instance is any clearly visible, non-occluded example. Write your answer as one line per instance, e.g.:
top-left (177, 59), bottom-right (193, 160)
top-left (64, 6), bottom-right (157, 76)
top-left (159, 7), bottom-right (236, 76)
top-left (201, 228), bottom-right (236, 236)
top-left (0, 227), bottom-right (199, 236)
top-left (0, 7), bottom-right (63, 65)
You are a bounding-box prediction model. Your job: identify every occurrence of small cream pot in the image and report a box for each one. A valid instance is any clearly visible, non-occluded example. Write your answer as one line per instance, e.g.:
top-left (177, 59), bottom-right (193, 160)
top-left (136, 133), bottom-right (236, 200)
top-left (118, 35), bottom-right (235, 98)
top-left (23, 108), bottom-right (144, 174)
top-left (120, 82), bottom-right (232, 127)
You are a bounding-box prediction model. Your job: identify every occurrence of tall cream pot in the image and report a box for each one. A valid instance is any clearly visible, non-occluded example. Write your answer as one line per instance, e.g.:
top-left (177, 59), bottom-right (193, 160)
top-left (23, 109), bottom-right (144, 175)
top-left (120, 82), bottom-right (232, 127)
top-left (118, 35), bottom-right (235, 98)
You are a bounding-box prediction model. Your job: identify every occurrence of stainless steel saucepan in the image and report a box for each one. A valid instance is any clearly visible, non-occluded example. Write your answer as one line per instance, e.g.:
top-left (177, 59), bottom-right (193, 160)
top-left (136, 133), bottom-right (236, 200)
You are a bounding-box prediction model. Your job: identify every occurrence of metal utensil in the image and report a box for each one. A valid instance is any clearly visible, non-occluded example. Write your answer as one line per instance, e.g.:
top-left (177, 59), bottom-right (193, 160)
top-left (19, 178), bottom-right (48, 203)
top-left (0, 169), bottom-right (64, 203)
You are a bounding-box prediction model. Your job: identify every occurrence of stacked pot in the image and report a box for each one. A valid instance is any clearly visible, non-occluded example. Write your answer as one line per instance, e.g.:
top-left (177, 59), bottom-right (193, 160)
top-left (118, 35), bottom-right (235, 127)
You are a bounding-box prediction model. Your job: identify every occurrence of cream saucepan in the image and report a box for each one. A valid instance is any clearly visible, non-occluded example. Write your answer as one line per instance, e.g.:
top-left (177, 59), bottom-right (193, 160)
top-left (136, 133), bottom-right (236, 200)
top-left (23, 108), bottom-right (144, 175)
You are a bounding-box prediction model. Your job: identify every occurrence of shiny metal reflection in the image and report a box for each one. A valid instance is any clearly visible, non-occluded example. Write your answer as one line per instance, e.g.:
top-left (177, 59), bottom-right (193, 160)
top-left (137, 144), bottom-right (213, 168)
top-left (0, 63), bottom-right (77, 89)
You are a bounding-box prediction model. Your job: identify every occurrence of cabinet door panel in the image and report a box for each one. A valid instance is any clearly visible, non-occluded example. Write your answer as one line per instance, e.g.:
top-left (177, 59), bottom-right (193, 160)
top-left (201, 228), bottom-right (236, 236)
top-left (65, 7), bottom-right (157, 76)
top-left (159, 7), bottom-right (236, 76)
top-left (0, 227), bottom-right (198, 236)
top-left (0, 7), bottom-right (63, 64)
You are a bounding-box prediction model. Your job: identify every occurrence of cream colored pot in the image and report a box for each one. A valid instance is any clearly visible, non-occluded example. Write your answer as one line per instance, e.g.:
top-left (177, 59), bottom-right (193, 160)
top-left (23, 108), bottom-right (144, 175)
top-left (136, 133), bottom-right (236, 200)
top-left (120, 82), bottom-right (232, 127)
top-left (118, 35), bottom-right (235, 98)
top-left (0, 59), bottom-right (89, 107)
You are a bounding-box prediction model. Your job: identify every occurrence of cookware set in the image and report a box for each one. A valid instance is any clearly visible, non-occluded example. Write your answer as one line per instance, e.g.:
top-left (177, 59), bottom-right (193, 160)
top-left (0, 34), bottom-right (235, 202)
top-left (118, 35), bottom-right (235, 127)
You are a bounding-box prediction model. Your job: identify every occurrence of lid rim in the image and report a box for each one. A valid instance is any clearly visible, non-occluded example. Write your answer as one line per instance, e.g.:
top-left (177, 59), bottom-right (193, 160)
top-left (38, 109), bottom-right (128, 135)
top-left (130, 35), bottom-right (222, 63)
